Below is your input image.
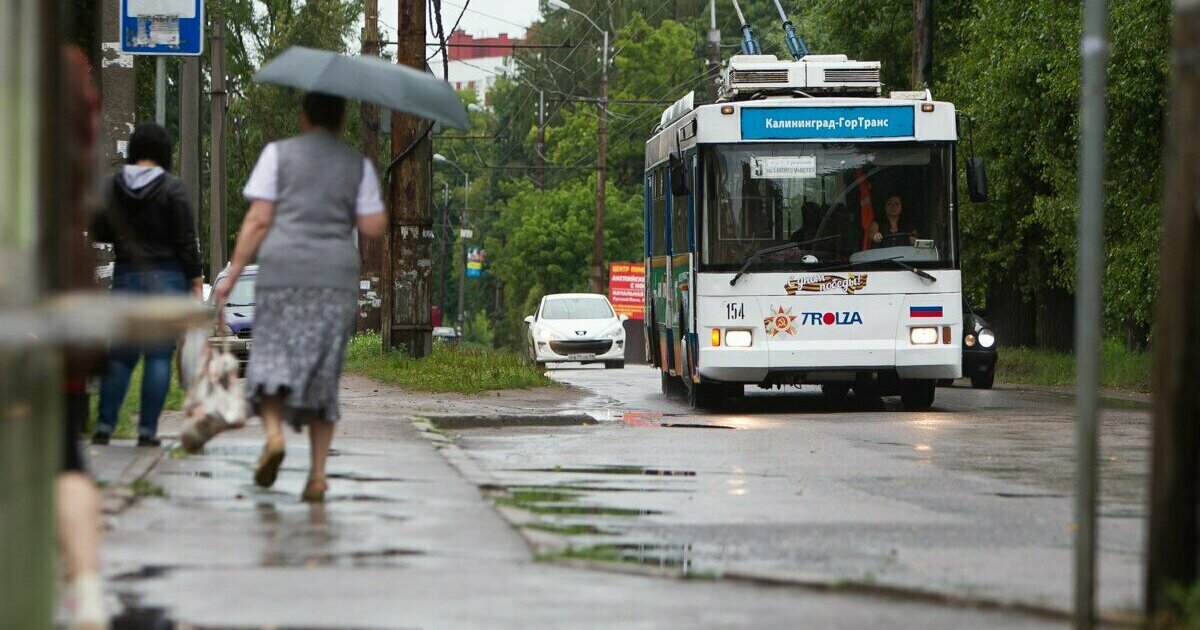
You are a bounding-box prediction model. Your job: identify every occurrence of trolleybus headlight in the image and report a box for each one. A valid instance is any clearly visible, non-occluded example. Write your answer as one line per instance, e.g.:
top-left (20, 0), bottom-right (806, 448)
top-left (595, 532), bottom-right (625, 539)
top-left (978, 329), bottom-right (996, 348)
top-left (725, 330), bottom-right (753, 347)
top-left (964, 333), bottom-right (977, 347)
top-left (910, 327), bottom-right (939, 345)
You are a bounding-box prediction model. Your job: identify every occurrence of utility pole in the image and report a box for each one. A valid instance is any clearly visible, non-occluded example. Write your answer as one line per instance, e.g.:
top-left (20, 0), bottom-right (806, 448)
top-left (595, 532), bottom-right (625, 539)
top-left (1147, 0), bottom-right (1200, 621)
top-left (912, 0), bottom-right (933, 89)
top-left (437, 183), bottom-right (449, 314)
top-left (180, 57), bottom-right (201, 234)
top-left (358, 0), bottom-right (383, 332)
top-left (101, 0), bottom-right (136, 170)
top-left (1073, 0), bottom-right (1107, 627)
top-left (536, 90), bottom-right (545, 190)
top-left (382, 0), bottom-right (434, 357)
top-left (209, 11), bottom-right (228, 280)
top-left (591, 28), bottom-right (609, 293)
top-left (708, 0), bottom-right (722, 102)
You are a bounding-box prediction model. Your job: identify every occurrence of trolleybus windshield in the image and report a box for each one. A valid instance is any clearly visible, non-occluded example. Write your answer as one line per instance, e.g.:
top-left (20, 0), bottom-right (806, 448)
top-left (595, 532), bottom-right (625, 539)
top-left (700, 142), bottom-right (954, 272)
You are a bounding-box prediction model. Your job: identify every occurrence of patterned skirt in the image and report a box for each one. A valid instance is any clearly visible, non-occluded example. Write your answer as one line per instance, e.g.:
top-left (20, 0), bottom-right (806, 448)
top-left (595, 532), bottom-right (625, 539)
top-left (244, 287), bottom-right (357, 430)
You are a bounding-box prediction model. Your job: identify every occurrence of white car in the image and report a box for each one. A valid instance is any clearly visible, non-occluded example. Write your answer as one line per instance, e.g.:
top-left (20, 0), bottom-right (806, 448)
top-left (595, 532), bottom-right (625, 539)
top-left (524, 293), bottom-right (627, 369)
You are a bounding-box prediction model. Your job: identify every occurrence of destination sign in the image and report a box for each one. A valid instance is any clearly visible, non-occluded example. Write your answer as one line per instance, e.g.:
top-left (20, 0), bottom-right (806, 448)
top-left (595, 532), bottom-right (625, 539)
top-left (741, 106), bottom-right (915, 140)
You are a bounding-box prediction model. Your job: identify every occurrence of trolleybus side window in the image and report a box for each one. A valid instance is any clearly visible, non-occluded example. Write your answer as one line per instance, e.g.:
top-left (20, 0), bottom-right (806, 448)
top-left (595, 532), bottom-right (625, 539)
top-left (671, 166), bottom-right (689, 254)
top-left (652, 167), bottom-right (667, 256)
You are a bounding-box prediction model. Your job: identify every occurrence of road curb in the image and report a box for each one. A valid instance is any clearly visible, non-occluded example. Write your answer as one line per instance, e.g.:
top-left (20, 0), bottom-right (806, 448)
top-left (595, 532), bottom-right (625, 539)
top-left (99, 442), bottom-right (171, 515)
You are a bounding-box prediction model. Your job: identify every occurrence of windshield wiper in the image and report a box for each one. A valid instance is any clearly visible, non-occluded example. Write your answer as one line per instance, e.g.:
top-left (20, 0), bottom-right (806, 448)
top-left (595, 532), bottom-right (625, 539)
top-left (812, 256), bottom-right (938, 283)
top-left (729, 235), bottom-right (838, 286)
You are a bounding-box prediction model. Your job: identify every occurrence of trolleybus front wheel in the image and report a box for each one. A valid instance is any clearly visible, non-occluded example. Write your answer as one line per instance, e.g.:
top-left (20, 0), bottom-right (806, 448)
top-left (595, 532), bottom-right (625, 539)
top-left (900, 379), bottom-right (936, 410)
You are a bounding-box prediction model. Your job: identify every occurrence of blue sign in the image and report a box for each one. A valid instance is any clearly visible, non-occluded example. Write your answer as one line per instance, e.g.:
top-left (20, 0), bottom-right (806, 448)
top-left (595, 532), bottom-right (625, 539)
top-left (741, 106), bottom-right (915, 140)
top-left (120, 0), bottom-right (205, 56)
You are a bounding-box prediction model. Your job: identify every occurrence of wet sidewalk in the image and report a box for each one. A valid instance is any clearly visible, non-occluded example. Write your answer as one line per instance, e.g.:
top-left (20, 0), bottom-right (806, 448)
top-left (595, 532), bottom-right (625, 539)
top-left (98, 375), bottom-right (1062, 629)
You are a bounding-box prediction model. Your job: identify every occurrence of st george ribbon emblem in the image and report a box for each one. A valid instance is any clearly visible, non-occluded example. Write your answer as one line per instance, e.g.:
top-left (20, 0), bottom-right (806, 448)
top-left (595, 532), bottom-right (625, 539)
top-left (784, 273), bottom-right (868, 296)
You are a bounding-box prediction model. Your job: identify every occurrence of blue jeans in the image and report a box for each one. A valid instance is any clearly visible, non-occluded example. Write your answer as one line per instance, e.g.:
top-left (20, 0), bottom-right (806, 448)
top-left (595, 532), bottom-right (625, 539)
top-left (96, 264), bottom-right (188, 437)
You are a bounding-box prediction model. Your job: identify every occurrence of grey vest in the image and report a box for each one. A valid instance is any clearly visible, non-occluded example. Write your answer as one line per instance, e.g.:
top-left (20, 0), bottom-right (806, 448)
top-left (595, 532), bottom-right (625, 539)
top-left (255, 132), bottom-right (364, 290)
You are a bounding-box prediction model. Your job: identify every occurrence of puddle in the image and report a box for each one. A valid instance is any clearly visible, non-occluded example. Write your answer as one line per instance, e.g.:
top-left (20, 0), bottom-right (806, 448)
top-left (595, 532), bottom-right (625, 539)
top-left (111, 565), bottom-right (175, 582)
top-left (325, 472), bottom-right (410, 482)
top-left (428, 414), bottom-right (597, 430)
top-left (619, 410), bottom-right (664, 427)
top-left (262, 547), bottom-right (423, 568)
top-left (554, 542), bottom-right (697, 571)
top-left (523, 465), bottom-right (697, 477)
top-left (160, 469), bottom-right (243, 480)
top-left (660, 423), bottom-right (737, 430)
top-left (497, 485), bottom-right (664, 517)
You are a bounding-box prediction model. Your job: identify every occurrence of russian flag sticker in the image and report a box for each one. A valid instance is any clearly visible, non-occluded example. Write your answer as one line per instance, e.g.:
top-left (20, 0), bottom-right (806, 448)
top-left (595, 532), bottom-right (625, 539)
top-left (910, 306), bottom-right (944, 318)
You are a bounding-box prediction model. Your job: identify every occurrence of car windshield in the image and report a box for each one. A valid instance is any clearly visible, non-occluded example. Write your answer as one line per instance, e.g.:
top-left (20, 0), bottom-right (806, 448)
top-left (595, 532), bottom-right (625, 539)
top-left (541, 298), bottom-right (614, 320)
top-left (701, 142), bottom-right (954, 271)
top-left (223, 276), bottom-right (256, 306)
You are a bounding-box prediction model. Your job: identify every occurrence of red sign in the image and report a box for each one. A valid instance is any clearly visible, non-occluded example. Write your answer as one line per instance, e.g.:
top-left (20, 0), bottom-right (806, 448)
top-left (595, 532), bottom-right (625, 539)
top-left (608, 262), bottom-right (645, 320)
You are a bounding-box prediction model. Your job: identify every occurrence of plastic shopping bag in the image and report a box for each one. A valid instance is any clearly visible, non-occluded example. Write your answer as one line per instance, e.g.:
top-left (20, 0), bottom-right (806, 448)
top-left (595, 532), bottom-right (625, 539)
top-left (178, 327), bottom-right (209, 391)
top-left (180, 318), bottom-right (248, 453)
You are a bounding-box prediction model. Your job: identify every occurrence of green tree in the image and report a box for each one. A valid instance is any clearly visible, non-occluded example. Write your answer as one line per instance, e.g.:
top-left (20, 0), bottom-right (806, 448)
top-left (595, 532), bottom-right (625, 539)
top-left (487, 176), bottom-right (642, 348)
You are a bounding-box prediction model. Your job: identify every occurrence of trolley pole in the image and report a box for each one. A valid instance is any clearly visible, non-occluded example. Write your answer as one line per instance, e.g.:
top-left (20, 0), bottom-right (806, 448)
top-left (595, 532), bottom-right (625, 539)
top-left (1147, 0), bottom-right (1200, 620)
top-left (1073, 0), bottom-right (1108, 627)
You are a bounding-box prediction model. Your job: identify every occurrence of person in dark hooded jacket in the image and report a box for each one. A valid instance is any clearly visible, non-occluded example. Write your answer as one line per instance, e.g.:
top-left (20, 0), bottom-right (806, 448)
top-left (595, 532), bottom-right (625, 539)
top-left (91, 123), bottom-right (203, 446)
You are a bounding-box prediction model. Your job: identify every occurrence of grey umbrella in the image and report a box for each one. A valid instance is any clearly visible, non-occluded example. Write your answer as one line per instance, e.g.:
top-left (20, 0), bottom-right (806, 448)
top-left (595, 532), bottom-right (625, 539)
top-left (253, 46), bottom-right (469, 130)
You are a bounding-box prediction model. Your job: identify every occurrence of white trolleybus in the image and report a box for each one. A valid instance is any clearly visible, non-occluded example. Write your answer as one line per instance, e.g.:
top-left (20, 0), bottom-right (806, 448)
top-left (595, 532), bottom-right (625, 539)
top-left (644, 39), bottom-right (988, 410)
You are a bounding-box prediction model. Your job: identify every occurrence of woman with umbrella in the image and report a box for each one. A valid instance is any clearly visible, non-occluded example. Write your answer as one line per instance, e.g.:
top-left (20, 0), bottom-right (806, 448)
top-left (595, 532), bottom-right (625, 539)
top-left (214, 47), bottom-right (466, 501)
top-left (214, 91), bottom-right (385, 502)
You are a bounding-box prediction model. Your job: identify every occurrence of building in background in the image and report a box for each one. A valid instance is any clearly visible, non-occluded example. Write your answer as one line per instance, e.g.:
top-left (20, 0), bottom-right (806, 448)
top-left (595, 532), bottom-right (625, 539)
top-left (444, 29), bottom-right (522, 106)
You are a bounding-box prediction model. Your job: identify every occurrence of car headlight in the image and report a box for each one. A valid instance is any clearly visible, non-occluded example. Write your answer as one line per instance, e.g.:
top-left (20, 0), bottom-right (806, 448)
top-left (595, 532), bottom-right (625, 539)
top-left (977, 329), bottom-right (995, 348)
top-left (604, 325), bottom-right (624, 339)
top-left (910, 327), bottom-right (939, 345)
top-left (725, 329), bottom-right (753, 347)
top-left (537, 328), bottom-right (560, 342)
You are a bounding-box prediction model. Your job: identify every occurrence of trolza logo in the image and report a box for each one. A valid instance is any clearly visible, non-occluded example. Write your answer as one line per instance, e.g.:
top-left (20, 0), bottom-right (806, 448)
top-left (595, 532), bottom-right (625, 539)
top-left (784, 273), bottom-right (868, 295)
top-left (764, 307), bottom-right (863, 336)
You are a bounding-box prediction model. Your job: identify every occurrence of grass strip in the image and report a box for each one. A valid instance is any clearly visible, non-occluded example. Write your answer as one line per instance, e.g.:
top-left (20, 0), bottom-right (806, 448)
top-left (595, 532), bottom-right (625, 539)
top-left (344, 333), bottom-right (554, 394)
top-left (996, 340), bottom-right (1152, 393)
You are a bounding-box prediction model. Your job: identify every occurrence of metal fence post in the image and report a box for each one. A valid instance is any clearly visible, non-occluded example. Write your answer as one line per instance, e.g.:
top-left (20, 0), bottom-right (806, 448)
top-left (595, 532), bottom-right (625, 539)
top-left (1075, 0), bottom-right (1108, 627)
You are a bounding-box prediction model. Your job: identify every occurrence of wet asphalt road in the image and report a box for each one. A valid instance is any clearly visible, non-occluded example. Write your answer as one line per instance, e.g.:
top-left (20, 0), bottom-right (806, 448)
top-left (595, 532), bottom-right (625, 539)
top-left (450, 364), bottom-right (1150, 616)
top-left (100, 376), bottom-right (1067, 629)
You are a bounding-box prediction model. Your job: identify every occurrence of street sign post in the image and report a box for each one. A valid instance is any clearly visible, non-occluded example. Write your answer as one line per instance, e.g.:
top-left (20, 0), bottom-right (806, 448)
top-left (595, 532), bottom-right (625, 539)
top-left (120, 0), bottom-right (205, 55)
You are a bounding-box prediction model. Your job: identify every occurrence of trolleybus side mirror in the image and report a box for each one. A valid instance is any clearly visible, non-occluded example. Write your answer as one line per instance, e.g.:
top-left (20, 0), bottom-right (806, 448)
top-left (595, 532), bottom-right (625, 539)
top-left (967, 157), bottom-right (989, 203)
top-left (669, 154), bottom-right (692, 196)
